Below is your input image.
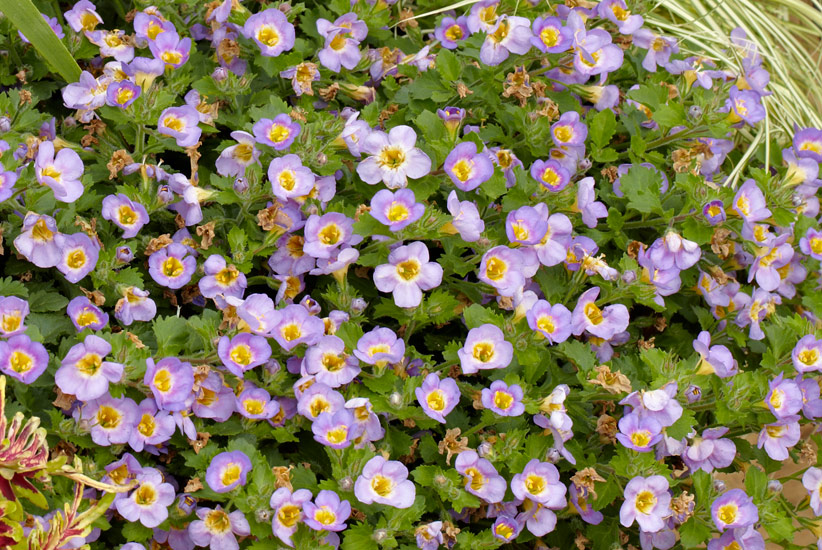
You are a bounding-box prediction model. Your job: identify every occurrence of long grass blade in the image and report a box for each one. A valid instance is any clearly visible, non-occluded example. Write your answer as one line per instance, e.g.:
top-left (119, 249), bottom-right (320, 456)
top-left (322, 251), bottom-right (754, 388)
top-left (0, 0), bottom-right (82, 83)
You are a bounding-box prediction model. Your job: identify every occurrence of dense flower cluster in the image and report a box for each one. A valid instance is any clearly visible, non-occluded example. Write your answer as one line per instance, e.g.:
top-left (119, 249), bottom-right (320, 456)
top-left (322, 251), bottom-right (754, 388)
top-left (0, 0), bottom-right (821, 548)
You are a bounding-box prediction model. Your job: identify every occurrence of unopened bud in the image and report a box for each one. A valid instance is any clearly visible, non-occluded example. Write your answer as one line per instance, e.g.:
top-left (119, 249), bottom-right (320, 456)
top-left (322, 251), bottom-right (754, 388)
top-left (339, 476), bottom-right (353, 491)
top-left (373, 529), bottom-right (389, 543)
top-left (578, 158), bottom-right (592, 172)
top-left (255, 508), bottom-right (271, 522)
top-left (351, 298), bottom-right (367, 313)
top-left (688, 105), bottom-right (703, 119)
top-left (0, 116), bottom-right (10, 133)
top-left (712, 480), bottom-right (726, 493)
top-left (212, 67), bottom-right (228, 82)
top-left (389, 392), bottom-right (403, 407)
top-left (621, 270), bottom-right (637, 284)
top-left (546, 448), bottom-right (561, 464)
top-left (767, 480), bottom-right (783, 494)
top-left (233, 177), bottom-right (248, 193)
top-left (477, 441), bottom-right (493, 458)
top-left (116, 246), bottom-right (134, 264)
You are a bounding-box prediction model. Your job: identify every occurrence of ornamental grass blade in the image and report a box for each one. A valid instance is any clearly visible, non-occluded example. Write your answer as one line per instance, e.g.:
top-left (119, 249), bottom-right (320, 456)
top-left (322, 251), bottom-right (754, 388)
top-left (0, 0), bottom-right (81, 83)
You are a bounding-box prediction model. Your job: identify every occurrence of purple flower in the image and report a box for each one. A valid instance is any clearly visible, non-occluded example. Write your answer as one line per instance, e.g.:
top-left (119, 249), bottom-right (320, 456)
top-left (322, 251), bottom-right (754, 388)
top-left (455, 450), bottom-right (506, 503)
top-left (253, 114), bottom-right (301, 150)
top-left (0, 297), bottom-right (28, 338)
top-left (148, 243), bottom-right (196, 289)
top-left (66, 296), bottom-right (107, 332)
top-left (732, 179), bottom-right (771, 222)
top-left (633, 29), bottom-right (678, 72)
top-left (446, 190), bottom-right (485, 242)
top-left (794, 127), bottom-right (822, 162)
top-left (236, 386), bottom-right (280, 420)
top-left (304, 335), bottom-right (360, 387)
top-left (506, 204), bottom-right (548, 245)
top-left (511, 459), bottom-right (566, 508)
top-left (158, 106), bottom-right (202, 147)
top-left (802, 467), bottom-right (822, 515)
top-left (115, 468), bottom-right (175, 528)
top-left (205, 451), bottom-right (252, 493)
top-left (526, 300), bottom-right (572, 344)
top-left (54, 233), bottom-right (98, 283)
top-left (126, 56), bottom-right (165, 90)
top-left (415, 521), bottom-right (443, 550)
top-left (683, 427), bottom-right (736, 473)
top-left (492, 516), bottom-right (522, 542)
top-left (370, 188), bottom-right (425, 231)
top-left (648, 232), bottom-right (701, 271)
top-left (800, 227), bottom-right (822, 260)
top-left (354, 455), bottom-right (416, 508)
top-left (144, 357), bottom-right (194, 412)
top-left (271, 304), bottom-right (325, 351)
top-left (0, 334), bottom-right (48, 384)
top-left (480, 15), bottom-right (532, 66)
top-left (792, 335), bottom-right (822, 373)
top-left (620, 475), bottom-right (671, 533)
top-left (757, 415), bottom-right (800, 460)
top-left (575, 177), bottom-right (608, 228)
top-left (346, 397), bottom-right (384, 444)
top-left (13, 213), bottom-right (61, 268)
top-left (531, 16), bottom-right (572, 53)
top-left (478, 246), bottom-right (532, 297)
top-left (616, 413), bottom-right (663, 452)
top-left (304, 490), bottom-right (351, 532)
top-left (415, 373), bottom-right (460, 423)
top-left (693, 331), bottom-right (738, 378)
top-left (216, 131), bottom-right (260, 178)
top-left (218, 333), bottom-right (271, 378)
top-left (55, 335), bottom-right (122, 400)
top-left (571, 287), bottom-right (630, 340)
top-left (317, 22), bottom-right (362, 72)
top-left (435, 17), bottom-right (469, 49)
top-left (303, 212), bottom-right (354, 259)
top-left (270, 488), bottom-right (312, 546)
top-left (268, 154), bottom-right (315, 200)
top-left (193, 372), bottom-right (235, 423)
top-left (199, 255), bottom-right (247, 304)
top-left (115, 287), bottom-right (157, 326)
top-left (312, 409), bottom-right (355, 449)
top-left (101, 194), bottom-right (149, 238)
top-left (766, 373), bottom-right (803, 419)
top-left (149, 31), bottom-right (191, 68)
top-left (189, 506), bottom-right (250, 550)
top-left (620, 382), bottom-right (683, 428)
top-left (530, 159), bottom-right (571, 192)
top-left (569, 484), bottom-right (603, 526)
top-left (458, 324), bottom-right (513, 374)
top-left (129, 398), bottom-right (175, 452)
top-left (711, 489), bottom-right (758, 531)
top-left (64, 1), bottom-right (102, 33)
top-left (243, 9), bottom-right (295, 57)
top-left (35, 141), bottom-right (84, 203)
top-left (443, 142), bottom-right (494, 192)
top-left (724, 86), bottom-right (766, 126)
top-left (357, 126), bottom-right (432, 189)
top-left (279, 63), bottom-right (320, 97)
top-left (481, 380), bottom-right (524, 416)
top-left (0, 161), bottom-right (16, 202)
top-left (105, 80), bottom-right (141, 108)
top-left (598, 0), bottom-right (644, 34)
top-left (374, 242), bottom-right (443, 308)
top-left (353, 327), bottom-right (405, 366)
top-left (82, 395), bottom-right (138, 446)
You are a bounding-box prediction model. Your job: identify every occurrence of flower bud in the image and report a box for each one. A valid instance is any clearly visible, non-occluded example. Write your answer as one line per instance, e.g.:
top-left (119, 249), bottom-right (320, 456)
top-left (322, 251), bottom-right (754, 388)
top-left (255, 508), bottom-right (271, 523)
top-left (767, 480), bottom-right (783, 494)
top-left (157, 185), bottom-right (174, 204)
top-left (685, 385), bottom-right (702, 403)
top-left (621, 270), bottom-right (637, 284)
top-left (316, 152), bottom-right (327, 166)
top-left (116, 246), bottom-right (134, 264)
top-left (339, 476), bottom-right (353, 491)
top-left (477, 441), bottom-right (493, 458)
top-left (0, 116), bottom-right (10, 133)
top-left (233, 177), bottom-right (248, 194)
top-left (351, 298), bottom-right (367, 313)
top-left (373, 529), bottom-right (389, 543)
top-left (688, 105), bottom-right (703, 119)
top-left (434, 474), bottom-right (449, 488)
top-left (64, 116), bottom-right (77, 128)
top-left (578, 158), bottom-right (593, 172)
top-left (264, 359), bottom-right (281, 376)
top-left (389, 392), bottom-right (403, 407)
top-left (712, 479), bottom-right (726, 493)
top-left (212, 67), bottom-right (228, 82)
top-left (546, 448), bottom-right (561, 464)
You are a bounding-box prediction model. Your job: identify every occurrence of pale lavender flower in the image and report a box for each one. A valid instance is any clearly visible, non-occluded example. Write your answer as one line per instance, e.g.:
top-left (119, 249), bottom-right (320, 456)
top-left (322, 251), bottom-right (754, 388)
top-left (792, 335), bottom-right (822, 373)
top-left (711, 489), bottom-right (758, 532)
top-left (144, 357), bottom-right (194, 412)
top-left (64, 1), bottom-right (102, 33)
top-left (444, 141), bottom-right (494, 192)
top-left (158, 106), bottom-right (202, 147)
top-left (304, 490), bottom-right (351, 532)
top-left (480, 15), bottom-right (532, 66)
top-left (0, 334), bottom-right (48, 384)
top-left (354, 456), bottom-right (416, 508)
top-left (304, 335), bottom-right (360, 387)
top-left (353, 327), bottom-right (405, 366)
top-left (253, 114), bottom-right (301, 150)
top-left (303, 212), bottom-right (354, 259)
top-left (218, 333), bottom-right (272, 378)
top-left (511, 459), bottom-right (566, 508)
top-left (148, 243), bottom-right (196, 289)
top-left (205, 451), bottom-right (252, 493)
top-left (82, 395), bottom-right (138, 446)
top-left (415, 373), bottom-right (460, 423)
top-left (571, 287), bottom-right (630, 340)
top-left (682, 427), bottom-right (736, 473)
top-left (357, 125), bottom-right (431, 189)
top-left (115, 468), bottom-right (175, 528)
top-left (527, 300), bottom-right (572, 344)
top-left (149, 31), bottom-right (191, 68)
top-left (55, 335), bottom-right (122, 401)
top-left (481, 380), bottom-right (524, 416)
top-left (0, 297), bottom-right (28, 338)
top-left (446, 190), bottom-right (485, 242)
top-left (370, 189), bottom-right (425, 231)
top-left (36, 141), bottom-right (84, 203)
top-left (458, 324), bottom-right (513, 374)
top-left (616, 413), bottom-right (663, 452)
top-left (435, 17), bottom-right (469, 49)
top-left (243, 9), bottom-right (295, 57)
top-left (374, 242), bottom-right (443, 308)
top-left (455, 450), bottom-right (506, 503)
top-left (115, 287), bottom-right (157, 326)
top-left (620, 476), bottom-right (671, 533)
top-left (129, 398), bottom-right (175, 452)
top-left (271, 304), bottom-right (325, 351)
top-left (270, 488), bottom-right (312, 547)
top-left (757, 415), bottom-right (800, 460)
top-left (189, 506), bottom-right (250, 550)
top-left (101, 194), bottom-right (149, 238)
top-left (312, 409), bottom-right (355, 449)
top-left (575, 177), bottom-right (608, 228)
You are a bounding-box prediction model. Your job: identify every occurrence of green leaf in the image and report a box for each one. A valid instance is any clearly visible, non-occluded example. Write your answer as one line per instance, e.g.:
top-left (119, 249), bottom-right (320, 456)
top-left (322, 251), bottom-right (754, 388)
top-left (620, 165), bottom-right (664, 214)
top-left (436, 49), bottom-right (460, 82)
top-left (341, 523), bottom-right (379, 550)
top-left (745, 464), bottom-right (768, 499)
top-left (665, 408), bottom-right (696, 439)
top-left (0, 277), bottom-right (28, 298)
top-left (681, 216), bottom-right (714, 246)
top-left (589, 108), bottom-right (617, 150)
top-left (153, 316), bottom-right (189, 355)
top-left (0, 0), bottom-right (82, 82)
top-left (679, 518), bottom-right (713, 549)
top-left (414, 110), bottom-right (448, 143)
top-left (28, 291), bottom-right (68, 312)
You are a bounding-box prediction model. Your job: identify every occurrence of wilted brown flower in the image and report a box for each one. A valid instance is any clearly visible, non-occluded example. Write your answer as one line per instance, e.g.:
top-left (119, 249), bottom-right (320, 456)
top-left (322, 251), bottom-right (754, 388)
top-left (196, 221), bottom-right (217, 249)
top-left (272, 465), bottom-right (293, 490)
top-left (438, 428), bottom-right (469, 465)
top-left (145, 234), bottom-right (173, 255)
top-left (502, 66), bottom-right (533, 107)
top-left (571, 467), bottom-right (606, 498)
top-left (596, 414), bottom-right (618, 444)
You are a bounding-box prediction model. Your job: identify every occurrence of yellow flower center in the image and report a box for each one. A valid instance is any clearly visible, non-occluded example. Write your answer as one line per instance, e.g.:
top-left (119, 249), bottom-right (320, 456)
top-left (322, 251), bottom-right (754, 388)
top-left (464, 467), bottom-right (485, 491)
top-left (80, 12), bottom-right (99, 31)
top-left (66, 249), bottom-right (88, 270)
top-left (554, 126), bottom-right (573, 142)
top-left (77, 353), bottom-right (102, 376)
top-left (137, 413), bottom-right (156, 436)
top-left (230, 344), bottom-right (252, 366)
top-left (472, 342), bottom-right (494, 363)
top-left (371, 475), bottom-right (393, 497)
top-left (216, 267), bottom-right (239, 286)
top-left (318, 224), bottom-right (342, 245)
top-left (243, 399), bottom-right (264, 415)
top-left (377, 146), bottom-right (406, 169)
top-left (811, 238), bottom-right (822, 255)
top-left (1, 314), bottom-right (21, 334)
top-left (116, 87), bottom-right (135, 105)
top-left (717, 503), bottom-right (738, 525)
top-left (32, 219), bottom-right (54, 241)
top-left (800, 142), bottom-right (822, 154)
top-left (541, 167), bottom-right (560, 186)
top-left (769, 388), bottom-right (784, 410)
top-left (396, 259), bottom-right (420, 281)
top-left (76, 310), bottom-right (99, 327)
top-left (537, 315), bottom-right (556, 334)
top-left (493, 391), bottom-right (513, 410)
top-left (799, 349), bottom-right (819, 365)
top-left (97, 405), bottom-right (121, 429)
top-left (154, 368), bottom-right (172, 392)
top-left (630, 430), bottom-right (651, 448)
top-left (9, 351), bottom-right (33, 373)
top-left (268, 124), bottom-right (290, 143)
top-left (162, 257), bottom-right (184, 278)
top-left (281, 323), bottom-right (301, 342)
top-left (326, 426), bottom-right (349, 444)
top-left (235, 143), bottom-right (254, 163)
top-left (485, 257), bottom-right (507, 281)
top-left (612, 5), bottom-right (630, 20)
top-left (445, 24), bottom-right (463, 41)
top-left (540, 26), bottom-right (559, 47)
top-left (221, 463), bottom-right (242, 486)
top-left (322, 353), bottom-right (346, 372)
top-left (426, 389), bottom-right (447, 411)
top-left (278, 504), bottom-right (300, 527)
top-left (584, 302), bottom-right (604, 325)
top-left (310, 397), bottom-right (331, 418)
top-left (161, 51), bottom-right (182, 65)
top-left (257, 25), bottom-right (281, 47)
top-left (369, 344), bottom-right (390, 356)
top-left (387, 202), bottom-right (409, 222)
top-left (205, 509), bottom-right (232, 534)
top-left (118, 205), bottom-right (137, 225)
top-left (525, 474), bottom-right (546, 495)
top-left (452, 159), bottom-right (474, 182)
top-left (315, 507), bottom-right (337, 525)
top-left (134, 483), bottom-right (157, 506)
top-left (635, 490), bottom-right (657, 514)
top-left (330, 33), bottom-right (347, 51)
top-left (495, 523), bottom-right (514, 539)
top-left (197, 387), bottom-right (217, 406)
top-left (163, 115), bottom-right (184, 132)
top-left (707, 205), bottom-right (722, 217)
top-left (496, 149), bottom-right (513, 168)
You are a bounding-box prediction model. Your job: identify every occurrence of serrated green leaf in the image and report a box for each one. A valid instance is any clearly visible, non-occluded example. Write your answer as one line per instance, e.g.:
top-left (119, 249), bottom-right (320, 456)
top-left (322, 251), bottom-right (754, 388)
top-left (620, 165), bottom-right (664, 214)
